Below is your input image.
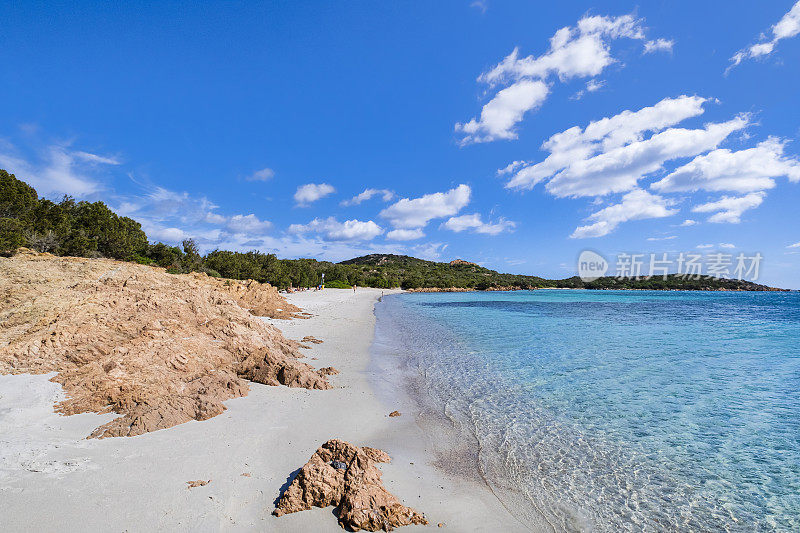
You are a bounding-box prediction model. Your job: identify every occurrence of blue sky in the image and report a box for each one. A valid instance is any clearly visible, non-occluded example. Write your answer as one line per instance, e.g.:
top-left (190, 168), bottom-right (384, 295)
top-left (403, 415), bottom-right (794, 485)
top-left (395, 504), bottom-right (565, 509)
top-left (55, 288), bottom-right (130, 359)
top-left (2, 1), bottom-right (800, 287)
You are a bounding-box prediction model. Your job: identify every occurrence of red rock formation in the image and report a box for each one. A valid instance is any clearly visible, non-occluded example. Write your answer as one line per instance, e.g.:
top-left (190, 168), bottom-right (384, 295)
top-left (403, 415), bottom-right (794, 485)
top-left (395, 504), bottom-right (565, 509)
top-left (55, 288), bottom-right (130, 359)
top-left (210, 276), bottom-right (302, 319)
top-left (449, 259), bottom-right (478, 267)
top-left (274, 439), bottom-right (427, 531)
top-left (0, 252), bottom-right (335, 438)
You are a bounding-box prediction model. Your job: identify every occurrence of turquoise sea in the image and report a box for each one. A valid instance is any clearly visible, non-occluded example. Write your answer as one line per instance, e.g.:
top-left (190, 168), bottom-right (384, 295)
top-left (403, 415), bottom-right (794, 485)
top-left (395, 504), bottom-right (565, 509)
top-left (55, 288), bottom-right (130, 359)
top-left (372, 290), bottom-right (800, 531)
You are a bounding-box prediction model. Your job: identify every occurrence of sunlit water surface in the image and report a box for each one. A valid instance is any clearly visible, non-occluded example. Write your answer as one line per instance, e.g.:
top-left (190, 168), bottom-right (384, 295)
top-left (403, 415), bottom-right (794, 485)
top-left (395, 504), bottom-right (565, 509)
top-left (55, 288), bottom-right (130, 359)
top-left (373, 290), bottom-right (800, 531)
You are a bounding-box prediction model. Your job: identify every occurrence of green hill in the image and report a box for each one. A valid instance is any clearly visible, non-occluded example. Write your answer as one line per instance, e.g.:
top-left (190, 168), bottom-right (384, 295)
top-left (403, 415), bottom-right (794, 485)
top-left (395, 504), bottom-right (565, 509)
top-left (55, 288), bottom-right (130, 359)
top-left (340, 254), bottom-right (554, 289)
top-left (339, 254), bottom-right (781, 291)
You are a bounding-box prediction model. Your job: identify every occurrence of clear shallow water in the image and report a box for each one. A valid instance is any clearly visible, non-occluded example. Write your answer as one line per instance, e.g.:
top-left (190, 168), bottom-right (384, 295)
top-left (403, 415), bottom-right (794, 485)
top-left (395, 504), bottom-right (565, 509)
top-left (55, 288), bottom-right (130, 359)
top-left (373, 290), bottom-right (800, 531)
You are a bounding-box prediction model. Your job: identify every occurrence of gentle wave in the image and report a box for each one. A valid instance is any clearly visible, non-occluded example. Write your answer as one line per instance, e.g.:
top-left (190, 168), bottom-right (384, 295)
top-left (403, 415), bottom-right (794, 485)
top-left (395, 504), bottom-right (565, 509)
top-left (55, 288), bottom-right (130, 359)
top-left (372, 290), bottom-right (800, 532)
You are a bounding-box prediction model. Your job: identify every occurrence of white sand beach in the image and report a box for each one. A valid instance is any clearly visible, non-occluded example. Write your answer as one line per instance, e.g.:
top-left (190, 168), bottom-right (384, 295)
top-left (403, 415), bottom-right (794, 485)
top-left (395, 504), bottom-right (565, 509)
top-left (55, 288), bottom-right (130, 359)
top-left (0, 287), bottom-right (529, 532)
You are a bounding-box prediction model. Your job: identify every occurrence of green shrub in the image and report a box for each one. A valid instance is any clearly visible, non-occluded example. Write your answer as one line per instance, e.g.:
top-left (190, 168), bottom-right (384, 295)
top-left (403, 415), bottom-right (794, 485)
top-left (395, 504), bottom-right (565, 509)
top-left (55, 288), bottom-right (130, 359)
top-left (0, 218), bottom-right (26, 252)
top-left (132, 255), bottom-right (155, 265)
top-left (325, 279), bottom-right (352, 289)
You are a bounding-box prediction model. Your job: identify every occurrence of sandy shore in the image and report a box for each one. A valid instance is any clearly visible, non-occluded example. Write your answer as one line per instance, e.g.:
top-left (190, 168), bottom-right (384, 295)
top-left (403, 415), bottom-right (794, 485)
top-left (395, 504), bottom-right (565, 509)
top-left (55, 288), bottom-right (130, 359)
top-left (0, 287), bottom-right (528, 532)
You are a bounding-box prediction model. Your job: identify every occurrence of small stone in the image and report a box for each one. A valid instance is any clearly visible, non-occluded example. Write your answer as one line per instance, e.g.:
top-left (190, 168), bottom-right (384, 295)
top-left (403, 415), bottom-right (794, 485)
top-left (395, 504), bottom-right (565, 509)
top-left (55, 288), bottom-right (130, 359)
top-left (331, 460), bottom-right (348, 470)
top-left (187, 479), bottom-right (211, 489)
top-left (389, 410), bottom-right (401, 417)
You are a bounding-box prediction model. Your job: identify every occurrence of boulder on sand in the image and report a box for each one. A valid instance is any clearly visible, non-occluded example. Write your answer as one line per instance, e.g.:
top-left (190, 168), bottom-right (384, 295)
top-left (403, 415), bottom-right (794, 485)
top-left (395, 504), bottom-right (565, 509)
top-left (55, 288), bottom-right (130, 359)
top-left (273, 439), bottom-right (427, 531)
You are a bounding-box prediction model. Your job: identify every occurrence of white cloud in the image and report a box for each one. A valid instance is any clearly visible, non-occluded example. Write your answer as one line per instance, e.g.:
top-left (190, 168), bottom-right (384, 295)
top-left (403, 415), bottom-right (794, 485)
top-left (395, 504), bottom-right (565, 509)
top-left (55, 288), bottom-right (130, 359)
top-left (111, 181), bottom-right (278, 253)
top-left (788, 241), bottom-right (800, 248)
top-left (288, 217), bottom-right (383, 241)
top-left (457, 13), bottom-right (663, 145)
top-left (586, 79), bottom-right (605, 92)
top-left (570, 189), bottom-right (677, 238)
top-left (696, 243), bottom-right (738, 250)
top-left (647, 235), bottom-right (677, 241)
top-left (138, 218), bottom-right (224, 247)
top-left (41, 150), bottom-right (103, 196)
top-left (0, 144), bottom-right (119, 197)
top-left (380, 184), bottom-right (471, 228)
top-left (410, 242), bottom-right (448, 261)
top-left (545, 115), bottom-right (748, 198)
top-left (294, 183), bottom-right (335, 206)
top-left (679, 219), bottom-right (698, 226)
top-left (246, 167), bottom-right (275, 181)
top-left (652, 137), bottom-right (800, 193)
top-left (340, 188), bottom-right (395, 206)
top-left (132, 201), bottom-right (415, 261)
top-left (494, 95), bottom-right (787, 236)
top-left (73, 151), bottom-right (121, 165)
top-left (691, 192), bottom-right (766, 223)
top-left (225, 213), bottom-right (272, 234)
top-left (386, 228), bottom-right (425, 241)
top-left (204, 211), bottom-right (227, 224)
top-left (643, 38), bottom-right (674, 54)
top-left (147, 226), bottom-right (188, 243)
top-left (455, 80), bottom-right (549, 144)
top-left (497, 160), bottom-right (526, 176)
top-left (470, 0), bottom-right (487, 14)
top-left (442, 213), bottom-right (516, 235)
top-left (480, 15), bottom-right (645, 85)
top-left (141, 186), bottom-right (219, 223)
top-left (225, 233), bottom-right (402, 263)
top-left (571, 79), bottom-right (606, 100)
top-left (505, 95), bottom-right (712, 190)
top-left (729, 1), bottom-right (800, 68)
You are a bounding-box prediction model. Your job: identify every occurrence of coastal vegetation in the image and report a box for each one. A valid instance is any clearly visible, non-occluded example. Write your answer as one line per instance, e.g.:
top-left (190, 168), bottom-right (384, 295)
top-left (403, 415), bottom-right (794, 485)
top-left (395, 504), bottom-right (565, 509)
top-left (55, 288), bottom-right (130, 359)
top-left (0, 170), bottom-right (781, 291)
top-left (323, 279), bottom-right (353, 289)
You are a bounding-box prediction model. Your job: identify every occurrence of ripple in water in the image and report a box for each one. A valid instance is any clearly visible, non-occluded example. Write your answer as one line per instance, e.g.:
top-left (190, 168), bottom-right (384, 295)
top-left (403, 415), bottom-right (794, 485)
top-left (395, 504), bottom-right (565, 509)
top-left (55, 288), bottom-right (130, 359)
top-left (373, 290), bottom-right (800, 531)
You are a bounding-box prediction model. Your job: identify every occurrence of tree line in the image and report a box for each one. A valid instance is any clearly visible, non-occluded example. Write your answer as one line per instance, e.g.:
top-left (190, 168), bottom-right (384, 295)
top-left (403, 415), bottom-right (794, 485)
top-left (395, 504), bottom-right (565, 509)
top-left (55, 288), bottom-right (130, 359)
top-left (0, 169), bottom-right (401, 288)
top-left (0, 169), bottom-right (778, 291)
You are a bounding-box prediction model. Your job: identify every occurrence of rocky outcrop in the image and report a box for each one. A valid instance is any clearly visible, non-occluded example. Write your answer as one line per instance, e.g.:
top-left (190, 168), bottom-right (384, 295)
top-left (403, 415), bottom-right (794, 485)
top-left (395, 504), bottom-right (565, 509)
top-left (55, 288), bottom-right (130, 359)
top-left (0, 252), bottom-right (334, 438)
top-left (407, 285), bottom-right (536, 293)
top-left (208, 276), bottom-right (303, 319)
top-left (449, 259), bottom-right (478, 267)
top-left (406, 287), bottom-right (476, 293)
top-left (274, 439), bottom-right (427, 531)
